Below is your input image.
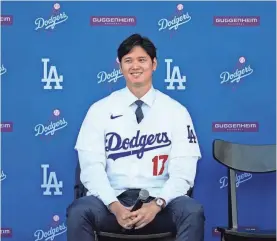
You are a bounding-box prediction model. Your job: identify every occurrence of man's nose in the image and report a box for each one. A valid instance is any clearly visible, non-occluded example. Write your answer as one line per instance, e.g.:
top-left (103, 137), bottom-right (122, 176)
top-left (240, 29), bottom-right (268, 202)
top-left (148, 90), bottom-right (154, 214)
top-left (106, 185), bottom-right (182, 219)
top-left (131, 61), bottom-right (140, 69)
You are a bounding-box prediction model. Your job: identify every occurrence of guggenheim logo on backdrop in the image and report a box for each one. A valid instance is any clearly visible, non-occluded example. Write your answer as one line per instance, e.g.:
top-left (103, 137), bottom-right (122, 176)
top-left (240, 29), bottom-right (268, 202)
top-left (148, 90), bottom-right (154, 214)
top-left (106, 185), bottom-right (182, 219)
top-left (212, 122), bottom-right (259, 132)
top-left (0, 122), bottom-right (13, 132)
top-left (213, 16), bottom-right (260, 27)
top-left (90, 16), bottom-right (136, 26)
top-left (0, 15), bottom-right (13, 25)
top-left (0, 228), bottom-right (12, 238)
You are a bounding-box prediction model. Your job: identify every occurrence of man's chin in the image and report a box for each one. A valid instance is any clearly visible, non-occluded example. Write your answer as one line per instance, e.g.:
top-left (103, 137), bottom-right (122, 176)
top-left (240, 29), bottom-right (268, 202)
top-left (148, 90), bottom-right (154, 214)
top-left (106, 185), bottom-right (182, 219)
top-left (132, 82), bottom-right (145, 87)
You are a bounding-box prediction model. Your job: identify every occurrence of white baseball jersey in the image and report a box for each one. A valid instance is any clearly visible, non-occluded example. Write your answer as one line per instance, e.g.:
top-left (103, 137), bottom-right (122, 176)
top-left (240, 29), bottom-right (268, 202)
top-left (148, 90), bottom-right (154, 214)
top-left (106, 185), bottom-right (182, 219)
top-left (75, 86), bottom-right (201, 206)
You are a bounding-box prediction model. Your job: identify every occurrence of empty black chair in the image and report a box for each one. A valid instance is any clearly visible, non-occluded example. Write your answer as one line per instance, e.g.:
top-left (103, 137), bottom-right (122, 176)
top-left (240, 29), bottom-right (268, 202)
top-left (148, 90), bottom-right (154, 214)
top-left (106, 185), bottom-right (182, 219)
top-left (213, 139), bottom-right (276, 241)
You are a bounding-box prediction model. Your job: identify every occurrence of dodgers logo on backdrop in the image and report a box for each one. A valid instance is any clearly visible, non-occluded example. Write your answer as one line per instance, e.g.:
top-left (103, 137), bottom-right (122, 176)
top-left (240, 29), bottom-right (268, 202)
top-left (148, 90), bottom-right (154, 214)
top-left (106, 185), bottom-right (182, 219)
top-left (0, 64), bottom-right (7, 75)
top-left (97, 58), bottom-right (123, 84)
top-left (34, 110), bottom-right (68, 137)
top-left (165, 59), bottom-right (186, 90)
top-left (35, 3), bottom-right (68, 30)
top-left (34, 215), bottom-right (67, 241)
top-left (0, 170), bottom-right (7, 181)
top-left (220, 57), bottom-right (254, 85)
top-left (158, 4), bottom-right (191, 31)
top-left (219, 172), bottom-right (253, 189)
top-left (41, 164), bottom-right (63, 195)
top-left (105, 130), bottom-right (172, 161)
top-left (41, 58), bottom-right (63, 90)
top-left (97, 69), bottom-right (123, 84)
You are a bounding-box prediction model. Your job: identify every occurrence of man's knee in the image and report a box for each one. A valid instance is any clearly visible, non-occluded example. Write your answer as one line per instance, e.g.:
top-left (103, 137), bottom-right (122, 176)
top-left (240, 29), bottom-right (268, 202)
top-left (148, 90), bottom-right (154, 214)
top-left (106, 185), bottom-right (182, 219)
top-left (169, 196), bottom-right (205, 222)
top-left (66, 195), bottom-right (106, 225)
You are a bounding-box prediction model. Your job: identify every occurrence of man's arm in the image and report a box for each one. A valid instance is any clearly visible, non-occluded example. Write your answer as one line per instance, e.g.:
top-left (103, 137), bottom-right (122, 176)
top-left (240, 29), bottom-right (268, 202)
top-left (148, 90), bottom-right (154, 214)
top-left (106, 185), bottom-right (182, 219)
top-left (75, 104), bottom-right (118, 206)
top-left (159, 106), bottom-right (201, 206)
top-left (78, 150), bottom-right (118, 206)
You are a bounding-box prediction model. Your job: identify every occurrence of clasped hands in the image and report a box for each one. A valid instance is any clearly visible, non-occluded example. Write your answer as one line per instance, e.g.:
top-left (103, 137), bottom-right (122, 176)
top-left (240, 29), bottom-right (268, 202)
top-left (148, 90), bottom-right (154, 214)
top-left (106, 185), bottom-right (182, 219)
top-left (109, 200), bottom-right (161, 230)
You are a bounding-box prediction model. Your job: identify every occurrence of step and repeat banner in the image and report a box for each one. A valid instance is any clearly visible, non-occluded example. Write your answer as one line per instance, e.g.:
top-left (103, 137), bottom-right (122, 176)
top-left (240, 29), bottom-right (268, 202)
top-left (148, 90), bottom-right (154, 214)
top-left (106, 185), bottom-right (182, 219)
top-left (1, 1), bottom-right (276, 241)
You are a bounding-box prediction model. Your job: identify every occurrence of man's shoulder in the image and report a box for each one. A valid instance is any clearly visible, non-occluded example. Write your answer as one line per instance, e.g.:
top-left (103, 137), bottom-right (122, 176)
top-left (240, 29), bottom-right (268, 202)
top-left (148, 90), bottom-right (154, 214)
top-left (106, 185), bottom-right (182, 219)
top-left (155, 89), bottom-right (188, 113)
top-left (88, 88), bottom-right (125, 113)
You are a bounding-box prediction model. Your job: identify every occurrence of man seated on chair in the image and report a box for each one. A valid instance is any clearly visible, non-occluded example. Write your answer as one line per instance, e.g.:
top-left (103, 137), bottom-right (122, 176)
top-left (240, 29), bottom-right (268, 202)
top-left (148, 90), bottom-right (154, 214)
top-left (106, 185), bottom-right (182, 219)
top-left (67, 33), bottom-right (205, 241)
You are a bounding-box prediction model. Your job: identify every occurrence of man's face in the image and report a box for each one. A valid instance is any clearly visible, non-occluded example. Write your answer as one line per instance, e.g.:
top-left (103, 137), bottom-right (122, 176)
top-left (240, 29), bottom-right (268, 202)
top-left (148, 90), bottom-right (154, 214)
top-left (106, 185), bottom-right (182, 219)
top-left (120, 46), bottom-right (157, 88)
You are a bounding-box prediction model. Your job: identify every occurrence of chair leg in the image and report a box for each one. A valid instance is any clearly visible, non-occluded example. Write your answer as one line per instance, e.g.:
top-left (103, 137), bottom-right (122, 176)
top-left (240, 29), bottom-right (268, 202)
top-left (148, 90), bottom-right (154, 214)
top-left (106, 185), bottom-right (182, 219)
top-left (94, 231), bottom-right (99, 241)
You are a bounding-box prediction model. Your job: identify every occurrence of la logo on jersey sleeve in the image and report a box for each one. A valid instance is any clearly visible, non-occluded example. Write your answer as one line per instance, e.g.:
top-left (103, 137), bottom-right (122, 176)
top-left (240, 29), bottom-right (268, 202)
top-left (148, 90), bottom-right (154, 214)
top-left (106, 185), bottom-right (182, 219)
top-left (187, 125), bottom-right (197, 143)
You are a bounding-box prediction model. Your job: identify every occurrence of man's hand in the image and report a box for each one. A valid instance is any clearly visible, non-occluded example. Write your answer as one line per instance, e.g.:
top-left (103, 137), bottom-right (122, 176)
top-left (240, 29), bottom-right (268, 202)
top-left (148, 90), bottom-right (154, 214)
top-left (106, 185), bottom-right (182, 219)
top-left (125, 201), bottom-right (161, 229)
top-left (109, 201), bottom-right (134, 229)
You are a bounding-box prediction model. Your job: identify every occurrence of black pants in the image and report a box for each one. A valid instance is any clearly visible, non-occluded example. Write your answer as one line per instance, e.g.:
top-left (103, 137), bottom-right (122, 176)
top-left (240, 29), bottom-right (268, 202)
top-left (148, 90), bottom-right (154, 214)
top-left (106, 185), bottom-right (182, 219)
top-left (66, 189), bottom-right (205, 241)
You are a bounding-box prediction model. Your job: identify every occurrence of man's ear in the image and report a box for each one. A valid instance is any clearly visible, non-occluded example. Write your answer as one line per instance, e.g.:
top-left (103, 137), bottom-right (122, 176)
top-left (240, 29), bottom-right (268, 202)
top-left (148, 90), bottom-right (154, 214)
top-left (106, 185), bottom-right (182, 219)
top-left (152, 57), bottom-right (157, 71)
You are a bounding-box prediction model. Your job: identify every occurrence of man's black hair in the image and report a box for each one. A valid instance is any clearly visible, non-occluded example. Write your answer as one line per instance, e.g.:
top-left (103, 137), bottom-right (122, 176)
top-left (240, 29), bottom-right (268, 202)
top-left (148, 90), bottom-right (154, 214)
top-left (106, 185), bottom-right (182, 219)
top-left (117, 33), bottom-right (157, 62)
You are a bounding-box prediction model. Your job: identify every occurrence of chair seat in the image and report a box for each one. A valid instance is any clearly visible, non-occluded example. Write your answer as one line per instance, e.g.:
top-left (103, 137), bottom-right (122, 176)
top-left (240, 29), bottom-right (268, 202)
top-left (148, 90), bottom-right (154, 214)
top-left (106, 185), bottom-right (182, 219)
top-left (217, 227), bottom-right (276, 240)
top-left (97, 231), bottom-right (173, 240)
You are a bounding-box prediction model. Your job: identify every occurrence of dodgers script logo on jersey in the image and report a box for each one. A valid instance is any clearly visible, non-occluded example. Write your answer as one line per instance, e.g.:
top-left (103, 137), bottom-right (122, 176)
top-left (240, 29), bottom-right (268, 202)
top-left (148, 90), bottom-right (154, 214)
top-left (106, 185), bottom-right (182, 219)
top-left (105, 125), bottom-right (197, 161)
top-left (105, 130), bottom-right (172, 161)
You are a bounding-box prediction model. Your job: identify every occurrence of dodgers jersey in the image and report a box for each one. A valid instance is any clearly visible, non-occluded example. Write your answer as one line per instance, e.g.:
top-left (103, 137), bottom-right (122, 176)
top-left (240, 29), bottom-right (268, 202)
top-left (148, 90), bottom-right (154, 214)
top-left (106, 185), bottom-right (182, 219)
top-left (75, 86), bottom-right (201, 206)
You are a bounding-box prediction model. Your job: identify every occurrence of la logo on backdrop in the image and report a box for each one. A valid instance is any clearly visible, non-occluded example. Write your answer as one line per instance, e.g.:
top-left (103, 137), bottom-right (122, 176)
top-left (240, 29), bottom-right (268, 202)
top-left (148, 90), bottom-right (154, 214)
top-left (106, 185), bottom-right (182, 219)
top-left (41, 58), bottom-right (64, 90)
top-left (164, 59), bottom-right (187, 90)
top-left (34, 215), bottom-right (67, 241)
top-left (34, 3), bottom-right (68, 31)
top-left (41, 164), bottom-right (63, 196)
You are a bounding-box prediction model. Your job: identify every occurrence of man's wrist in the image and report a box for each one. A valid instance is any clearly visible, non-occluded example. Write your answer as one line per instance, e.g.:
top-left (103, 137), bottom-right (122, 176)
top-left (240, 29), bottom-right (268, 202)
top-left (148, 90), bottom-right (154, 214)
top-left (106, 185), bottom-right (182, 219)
top-left (151, 198), bottom-right (166, 213)
top-left (108, 201), bottom-right (121, 214)
top-left (155, 197), bottom-right (166, 208)
top-left (150, 200), bottom-right (162, 213)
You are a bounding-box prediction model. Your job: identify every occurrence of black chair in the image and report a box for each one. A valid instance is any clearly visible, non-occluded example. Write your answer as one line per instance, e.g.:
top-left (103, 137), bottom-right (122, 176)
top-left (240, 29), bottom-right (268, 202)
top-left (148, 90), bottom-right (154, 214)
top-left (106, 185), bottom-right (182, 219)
top-left (213, 139), bottom-right (276, 241)
top-left (74, 160), bottom-right (193, 241)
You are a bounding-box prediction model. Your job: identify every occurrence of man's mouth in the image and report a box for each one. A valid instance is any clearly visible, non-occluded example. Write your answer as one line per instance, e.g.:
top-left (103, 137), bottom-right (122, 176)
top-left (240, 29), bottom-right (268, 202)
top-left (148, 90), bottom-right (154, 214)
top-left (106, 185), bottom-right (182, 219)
top-left (131, 72), bottom-right (143, 77)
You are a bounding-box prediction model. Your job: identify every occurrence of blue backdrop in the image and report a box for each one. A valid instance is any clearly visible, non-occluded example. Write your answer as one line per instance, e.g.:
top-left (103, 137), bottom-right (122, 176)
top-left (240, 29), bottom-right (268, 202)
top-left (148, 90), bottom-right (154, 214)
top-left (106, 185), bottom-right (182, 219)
top-left (1, 1), bottom-right (276, 241)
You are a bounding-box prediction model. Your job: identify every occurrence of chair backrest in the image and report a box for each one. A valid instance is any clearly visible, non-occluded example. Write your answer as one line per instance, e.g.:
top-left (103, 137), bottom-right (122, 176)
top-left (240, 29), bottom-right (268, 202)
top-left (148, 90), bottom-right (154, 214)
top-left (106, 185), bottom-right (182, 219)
top-left (74, 160), bottom-right (88, 200)
top-left (213, 139), bottom-right (276, 230)
top-left (213, 139), bottom-right (276, 173)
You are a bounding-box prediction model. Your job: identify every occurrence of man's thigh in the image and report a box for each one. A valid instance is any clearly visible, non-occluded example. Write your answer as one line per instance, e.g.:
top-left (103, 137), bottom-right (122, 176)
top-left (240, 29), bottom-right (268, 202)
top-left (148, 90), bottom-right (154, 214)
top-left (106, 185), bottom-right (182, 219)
top-left (67, 195), bottom-right (122, 233)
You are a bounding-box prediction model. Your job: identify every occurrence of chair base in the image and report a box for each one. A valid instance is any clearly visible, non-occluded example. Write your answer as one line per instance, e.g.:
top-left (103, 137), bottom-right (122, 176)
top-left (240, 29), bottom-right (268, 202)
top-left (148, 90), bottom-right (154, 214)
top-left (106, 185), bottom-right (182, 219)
top-left (217, 227), bottom-right (276, 241)
top-left (95, 231), bottom-right (175, 241)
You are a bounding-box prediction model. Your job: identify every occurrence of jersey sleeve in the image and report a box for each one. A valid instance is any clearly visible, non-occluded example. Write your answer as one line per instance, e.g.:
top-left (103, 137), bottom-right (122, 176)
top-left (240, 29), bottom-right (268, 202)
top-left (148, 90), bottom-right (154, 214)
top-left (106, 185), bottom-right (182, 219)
top-left (75, 104), bottom-right (118, 206)
top-left (159, 105), bottom-right (201, 205)
top-left (169, 105), bottom-right (201, 159)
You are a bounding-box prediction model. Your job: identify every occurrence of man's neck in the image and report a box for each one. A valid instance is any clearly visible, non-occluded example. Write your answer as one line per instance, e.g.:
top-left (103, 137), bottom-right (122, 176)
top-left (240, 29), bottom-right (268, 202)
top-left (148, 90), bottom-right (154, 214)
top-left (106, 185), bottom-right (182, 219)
top-left (127, 83), bottom-right (152, 99)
